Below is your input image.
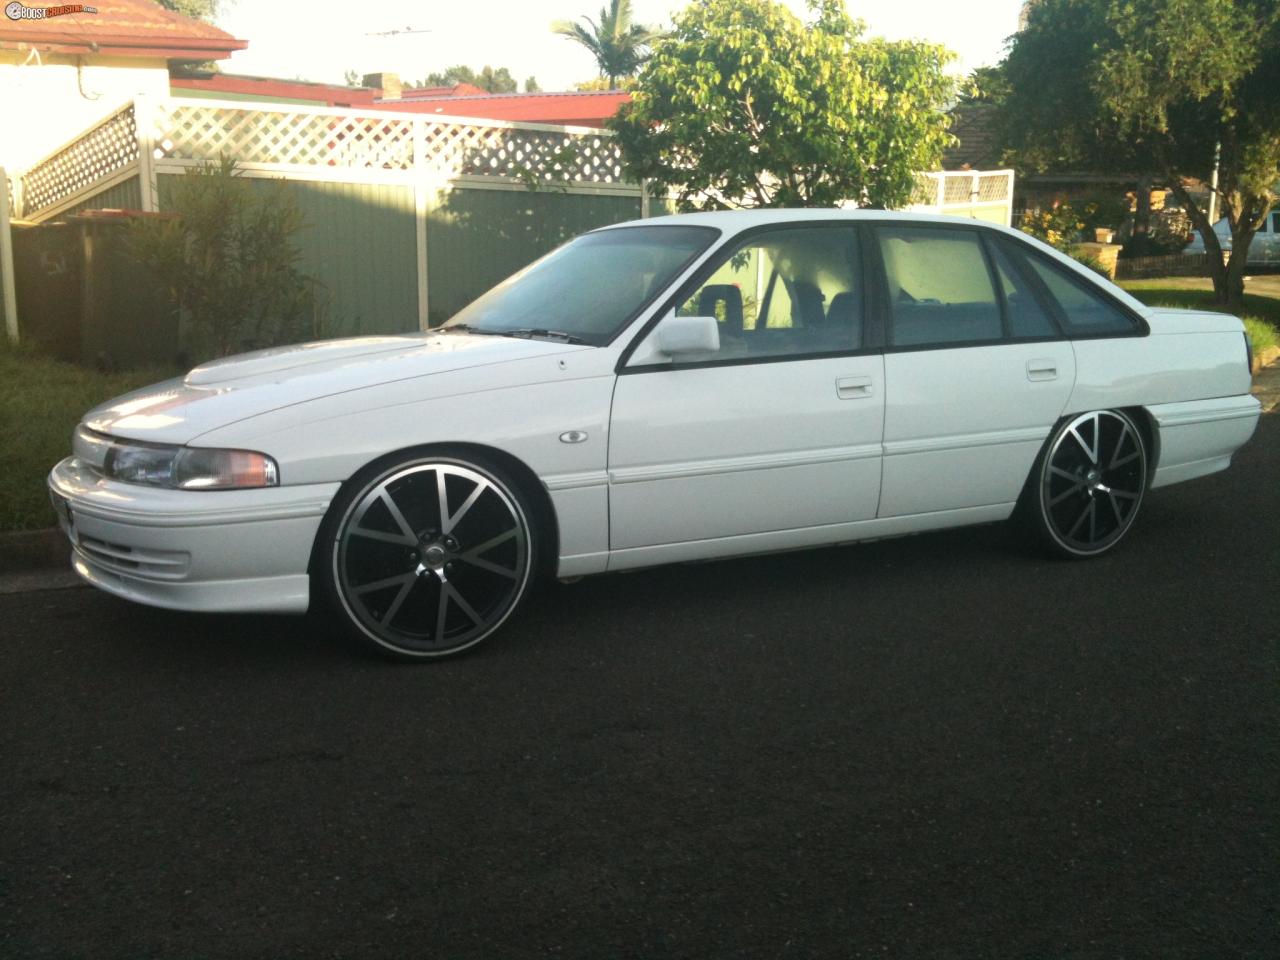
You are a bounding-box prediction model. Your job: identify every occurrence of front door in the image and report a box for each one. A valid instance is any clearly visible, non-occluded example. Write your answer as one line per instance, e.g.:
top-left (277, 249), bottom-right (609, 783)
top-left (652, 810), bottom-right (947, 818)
top-left (608, 224), bottom-right (885, 553)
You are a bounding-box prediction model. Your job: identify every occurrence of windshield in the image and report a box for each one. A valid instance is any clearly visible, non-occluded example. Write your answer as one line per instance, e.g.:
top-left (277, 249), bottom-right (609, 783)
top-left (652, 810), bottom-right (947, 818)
top-left (443, 225), bottom-right (718, 345)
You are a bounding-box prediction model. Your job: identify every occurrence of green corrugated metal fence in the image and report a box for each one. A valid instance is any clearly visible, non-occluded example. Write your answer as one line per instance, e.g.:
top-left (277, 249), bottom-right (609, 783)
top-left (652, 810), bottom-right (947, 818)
top-left (426, 187), bottom-right (643, 326)
top-left (61, 177), bottom-right (143, 218)
top-left (152, 173), bottom-right (645, 335)
top-left (42, 170), bottom-right (650, 343)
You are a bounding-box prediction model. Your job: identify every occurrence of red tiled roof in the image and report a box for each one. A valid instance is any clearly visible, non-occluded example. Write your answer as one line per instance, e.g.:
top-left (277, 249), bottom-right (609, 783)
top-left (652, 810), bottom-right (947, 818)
top-left (160, 70), bottom-right (630, 128)
top-left (0, 0), bottom-right (245, 60)
top-left (374, 90), bottom-right (632, 128)
top-left (171, 73), bottom-right (379, 107)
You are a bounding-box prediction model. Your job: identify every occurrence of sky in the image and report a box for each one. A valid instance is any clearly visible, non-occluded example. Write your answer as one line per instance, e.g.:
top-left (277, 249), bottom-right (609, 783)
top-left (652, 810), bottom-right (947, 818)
top-left (212, 0), bottom-right (1026, 91)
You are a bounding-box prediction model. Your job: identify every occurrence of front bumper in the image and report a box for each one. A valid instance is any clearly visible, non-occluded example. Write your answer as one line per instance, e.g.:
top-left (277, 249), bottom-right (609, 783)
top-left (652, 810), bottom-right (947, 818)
top-left (48, 457), bottom-right (341, 614)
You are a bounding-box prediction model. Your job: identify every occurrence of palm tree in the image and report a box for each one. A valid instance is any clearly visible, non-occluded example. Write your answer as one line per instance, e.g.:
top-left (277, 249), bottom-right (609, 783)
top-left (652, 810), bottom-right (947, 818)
top-left (552, 0), bottom-right (665, 88)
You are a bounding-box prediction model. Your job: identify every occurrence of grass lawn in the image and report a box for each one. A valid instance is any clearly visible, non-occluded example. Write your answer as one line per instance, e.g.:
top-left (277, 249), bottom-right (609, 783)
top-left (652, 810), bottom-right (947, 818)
top-left (1119, 276), bottom-right (1280, 351)
top-left (0, 345), bottom-right (176, 532)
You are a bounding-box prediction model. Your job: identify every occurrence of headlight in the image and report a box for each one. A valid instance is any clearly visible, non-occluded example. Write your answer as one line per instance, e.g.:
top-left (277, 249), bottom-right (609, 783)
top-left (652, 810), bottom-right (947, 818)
top-left (74, 426), bottom-right (279, 490)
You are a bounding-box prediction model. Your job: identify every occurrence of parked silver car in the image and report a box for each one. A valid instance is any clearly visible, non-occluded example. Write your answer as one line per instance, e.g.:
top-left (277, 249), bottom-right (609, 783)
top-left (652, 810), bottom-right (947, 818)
top-left (1186, 209), bottom-right (1280, 264)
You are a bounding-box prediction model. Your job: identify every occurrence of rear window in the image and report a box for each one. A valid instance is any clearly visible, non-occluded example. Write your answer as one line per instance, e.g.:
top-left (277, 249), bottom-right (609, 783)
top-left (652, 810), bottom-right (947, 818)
top-left (1018, 251), bottom-right (1138, 336)
top-left (987, 241), bottom-right (1058, 339)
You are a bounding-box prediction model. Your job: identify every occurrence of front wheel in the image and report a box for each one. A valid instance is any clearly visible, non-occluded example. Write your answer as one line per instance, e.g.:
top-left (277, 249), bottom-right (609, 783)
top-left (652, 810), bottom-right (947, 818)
top-left (319, 451), bottom-right (539, 660)
top-left (1029, 409), bottom-right (1148, 558)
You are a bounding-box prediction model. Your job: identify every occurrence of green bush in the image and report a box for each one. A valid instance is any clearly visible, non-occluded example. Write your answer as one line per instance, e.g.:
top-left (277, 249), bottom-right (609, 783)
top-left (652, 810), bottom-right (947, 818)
top-left (128, 155), bottom-right (321, 358)
top-left (1020, 200), bottom-right (1086, 250)
top-left (1068, 251), bottom-right (1111, 277)
top-left (0, 341), bottom-right (176, 531)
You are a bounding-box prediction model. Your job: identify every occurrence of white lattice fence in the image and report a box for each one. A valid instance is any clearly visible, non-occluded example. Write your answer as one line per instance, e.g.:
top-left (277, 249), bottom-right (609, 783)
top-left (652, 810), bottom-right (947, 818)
top-left (149, 100), bottom-right (627, 183)
top-left (20, 104), bottom-right (140, 217)
top-left (421, 121), bottom-right (624, 183)
top-left (908, 169), bottom-right (1015, 225)
top-left (19, 98), bottom-right (635, 222)
top-left (155, 102), bottom-right (417, 170)
top-left (141, 101), bottom-right (625, 183)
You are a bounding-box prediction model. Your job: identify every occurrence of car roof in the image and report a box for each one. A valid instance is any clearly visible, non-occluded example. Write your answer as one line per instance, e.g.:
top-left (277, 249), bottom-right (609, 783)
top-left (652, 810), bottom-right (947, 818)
top-left (597, 207), bottom-right (1055, 253)
top-left (601, 207), bottom-right (1003, 231)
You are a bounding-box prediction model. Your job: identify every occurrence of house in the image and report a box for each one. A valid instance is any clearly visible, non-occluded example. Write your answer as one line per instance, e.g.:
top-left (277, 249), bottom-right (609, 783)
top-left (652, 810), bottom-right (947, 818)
top-left (0, 0), bottom-right (244, 175)
top-left (944, 101), bottom-right (1156, 224)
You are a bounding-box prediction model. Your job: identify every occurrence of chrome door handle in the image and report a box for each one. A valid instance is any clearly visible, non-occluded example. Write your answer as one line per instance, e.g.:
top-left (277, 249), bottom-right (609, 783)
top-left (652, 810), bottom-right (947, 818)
top-left (1026, 359), bottom-right (1058, 382)
top-left (836, 376), bottom-right (874, 399)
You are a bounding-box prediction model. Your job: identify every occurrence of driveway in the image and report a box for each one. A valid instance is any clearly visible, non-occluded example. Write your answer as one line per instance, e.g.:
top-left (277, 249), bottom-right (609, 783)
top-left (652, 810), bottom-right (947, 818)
top-left (3, 419), bottom-right (1277, 959)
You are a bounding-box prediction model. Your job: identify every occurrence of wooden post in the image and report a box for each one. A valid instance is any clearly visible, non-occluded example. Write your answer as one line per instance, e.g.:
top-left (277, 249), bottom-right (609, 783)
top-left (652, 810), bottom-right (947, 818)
top-left (0, 167), bottom-right (18, 344)
top-left (413, 119), bottom-right (430, 332)
top-left (135, 96), bottom-right (158, 212)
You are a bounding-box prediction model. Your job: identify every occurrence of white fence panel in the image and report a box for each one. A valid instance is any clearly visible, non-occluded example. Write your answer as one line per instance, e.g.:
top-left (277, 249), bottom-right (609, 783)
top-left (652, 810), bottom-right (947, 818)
top-left (17, 97), bottom-right (642, 224)
top-left (906, 169), bottom-right (1015, 226)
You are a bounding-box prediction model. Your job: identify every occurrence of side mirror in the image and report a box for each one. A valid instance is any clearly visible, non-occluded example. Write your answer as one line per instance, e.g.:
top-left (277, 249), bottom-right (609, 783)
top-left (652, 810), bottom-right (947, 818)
top-left (657, 314), bottom-right (720, 357)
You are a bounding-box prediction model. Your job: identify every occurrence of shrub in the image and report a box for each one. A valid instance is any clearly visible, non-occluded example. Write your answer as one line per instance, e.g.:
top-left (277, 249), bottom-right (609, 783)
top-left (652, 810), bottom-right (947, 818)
top-left (1020, 199), bottom-right (1086, 250)
top-left (1069, 251), bottom-right (1112, 277)
top-left (128, 155), bottom-right (320, 358)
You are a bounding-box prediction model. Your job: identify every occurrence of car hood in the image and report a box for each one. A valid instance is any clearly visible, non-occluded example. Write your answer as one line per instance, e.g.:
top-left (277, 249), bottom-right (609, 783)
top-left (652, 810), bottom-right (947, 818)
top-left (83, 332), bottom-right (591, 445)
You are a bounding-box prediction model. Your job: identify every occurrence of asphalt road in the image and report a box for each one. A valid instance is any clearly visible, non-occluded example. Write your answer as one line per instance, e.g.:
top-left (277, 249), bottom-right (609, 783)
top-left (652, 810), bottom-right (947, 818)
top-left (3, 419), bottom-right (1277, 959)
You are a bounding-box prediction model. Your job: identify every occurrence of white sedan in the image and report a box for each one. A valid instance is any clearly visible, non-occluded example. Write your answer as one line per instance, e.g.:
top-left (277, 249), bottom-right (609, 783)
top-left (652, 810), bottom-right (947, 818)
top-left (50, 210), bottom-right (1261, 659)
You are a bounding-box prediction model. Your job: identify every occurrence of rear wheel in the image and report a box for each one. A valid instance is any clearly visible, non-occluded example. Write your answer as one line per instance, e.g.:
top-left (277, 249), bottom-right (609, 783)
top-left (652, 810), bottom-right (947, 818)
top-left (1030, 409), bottom-right (1148, 558)
top-left (319, 451), bottom-right (538, 660)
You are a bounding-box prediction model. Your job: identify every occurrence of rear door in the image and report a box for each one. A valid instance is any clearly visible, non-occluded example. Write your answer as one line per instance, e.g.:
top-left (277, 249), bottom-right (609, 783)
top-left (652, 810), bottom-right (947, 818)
top-left (872, 224), bottom-right (1076, 517)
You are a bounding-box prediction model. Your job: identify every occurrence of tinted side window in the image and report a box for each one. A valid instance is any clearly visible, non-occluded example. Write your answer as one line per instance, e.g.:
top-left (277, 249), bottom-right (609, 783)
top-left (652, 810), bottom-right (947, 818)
top-left (877, 227), bottom-right (1002, 347)
top-left (987, 241), bottom-right (1058, 339)
top-left (1020, 252), bottom-right (1138, 335)
top-left (676, 226), bottom-right (863, 362)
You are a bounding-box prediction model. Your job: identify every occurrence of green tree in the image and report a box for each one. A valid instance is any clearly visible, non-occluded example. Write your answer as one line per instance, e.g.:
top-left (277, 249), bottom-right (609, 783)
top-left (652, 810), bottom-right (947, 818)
top-left (552, 0), bottom-right (665, 86)
top-left (958, 64), bottom-right (1010, 105)
top-left (157, 0), bottom-right (223, 20)
top-left (573, 75), bottom-right (637, 91)
top-left (128, 157), bottom-right (320, 358)
top-left (419, 65), bottom-right (527, 93)
top-left (611, 0), bottom-right (956, 209)
top-left (1001, 0), bottom-right (1280, 310)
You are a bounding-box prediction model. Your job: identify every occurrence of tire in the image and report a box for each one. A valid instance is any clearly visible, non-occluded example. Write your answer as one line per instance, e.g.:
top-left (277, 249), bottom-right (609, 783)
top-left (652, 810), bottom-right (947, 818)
top-left (317, 449), bottom-right (539, 660)
top-left (1027, 409), bottom-right (1148, 559)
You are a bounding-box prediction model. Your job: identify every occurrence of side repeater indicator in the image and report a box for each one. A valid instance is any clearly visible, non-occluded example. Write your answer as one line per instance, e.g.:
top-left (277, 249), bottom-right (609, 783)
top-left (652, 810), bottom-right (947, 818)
top-left (559, 431), bottom-right (589, 444)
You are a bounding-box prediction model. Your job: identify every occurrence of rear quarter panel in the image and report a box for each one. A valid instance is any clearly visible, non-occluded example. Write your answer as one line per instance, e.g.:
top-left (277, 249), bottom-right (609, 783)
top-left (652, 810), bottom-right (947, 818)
top-left (1068, 309), bottom-right (1259, 487)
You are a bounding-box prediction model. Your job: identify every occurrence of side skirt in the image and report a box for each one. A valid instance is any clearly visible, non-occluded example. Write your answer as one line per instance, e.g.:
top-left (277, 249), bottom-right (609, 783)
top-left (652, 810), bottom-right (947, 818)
top-left (604, 503), bottom-right (1015, 573)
